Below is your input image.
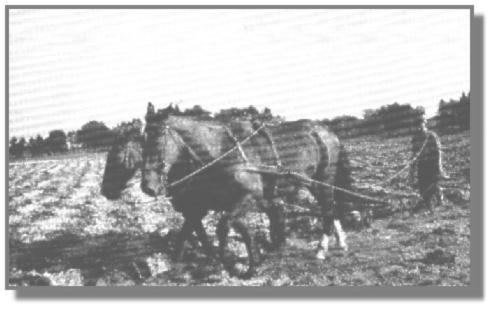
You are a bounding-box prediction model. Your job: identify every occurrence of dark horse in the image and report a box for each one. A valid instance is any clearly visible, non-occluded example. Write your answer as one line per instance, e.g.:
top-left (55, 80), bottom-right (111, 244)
top-left (101, 127), bottom-right (143, 200)
top-left (138, 103), bottom-right (353, 277)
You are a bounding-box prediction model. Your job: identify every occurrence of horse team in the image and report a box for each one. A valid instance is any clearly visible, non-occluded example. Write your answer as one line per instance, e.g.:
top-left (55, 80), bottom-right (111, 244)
top-left (102, 103), bottom-right (354, 277)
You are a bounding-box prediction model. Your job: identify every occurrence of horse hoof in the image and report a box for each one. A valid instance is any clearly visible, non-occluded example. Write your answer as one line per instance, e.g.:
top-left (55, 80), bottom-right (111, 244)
top-left (316, 250), bottom-right (326, 260)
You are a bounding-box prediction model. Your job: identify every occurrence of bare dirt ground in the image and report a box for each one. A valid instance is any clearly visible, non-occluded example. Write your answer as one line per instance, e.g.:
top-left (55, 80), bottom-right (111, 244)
top-left (8, 132), bottom-right (470, 286)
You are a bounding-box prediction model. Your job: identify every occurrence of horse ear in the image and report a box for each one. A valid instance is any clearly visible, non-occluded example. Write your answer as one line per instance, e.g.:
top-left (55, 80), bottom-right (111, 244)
top-left (147, 102), bottom-right (155, 116)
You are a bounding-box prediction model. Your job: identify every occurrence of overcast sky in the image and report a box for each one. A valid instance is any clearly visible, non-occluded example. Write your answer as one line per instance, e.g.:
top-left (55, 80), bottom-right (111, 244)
top-left (9, 9), bottom-right (470, 138)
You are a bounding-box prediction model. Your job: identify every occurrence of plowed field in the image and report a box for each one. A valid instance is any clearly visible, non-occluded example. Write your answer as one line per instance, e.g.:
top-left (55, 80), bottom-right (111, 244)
top-left (8, 132), bottom-right (471, 286)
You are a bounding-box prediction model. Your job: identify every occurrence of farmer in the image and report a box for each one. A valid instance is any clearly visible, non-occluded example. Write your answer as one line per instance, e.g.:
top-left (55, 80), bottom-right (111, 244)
top-left (409, 118), bottom-right (448, 211)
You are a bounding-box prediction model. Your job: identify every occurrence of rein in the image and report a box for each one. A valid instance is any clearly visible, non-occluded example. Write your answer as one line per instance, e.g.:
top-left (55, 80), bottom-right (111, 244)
top-left (375, 132), bottom-right (430, 186)
top-left (159, 122), bottom-right (388, 205)
top-left (242, 164), bottom-right (388, 204)
top-left (157, 122), bottom-right (433, 206)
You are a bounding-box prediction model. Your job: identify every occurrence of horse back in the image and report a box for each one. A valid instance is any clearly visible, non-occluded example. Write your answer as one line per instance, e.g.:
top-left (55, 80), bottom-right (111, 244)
top-left (229, 119), bottom-right (340, 179)
top-left (168, 116), bottom-right (340, 180)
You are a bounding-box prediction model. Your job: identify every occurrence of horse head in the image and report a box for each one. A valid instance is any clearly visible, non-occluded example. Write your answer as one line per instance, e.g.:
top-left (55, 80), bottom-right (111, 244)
top-left (141, 102), bottom-right (184, 197)
top-left (101, 126), bottom-right (143, 200)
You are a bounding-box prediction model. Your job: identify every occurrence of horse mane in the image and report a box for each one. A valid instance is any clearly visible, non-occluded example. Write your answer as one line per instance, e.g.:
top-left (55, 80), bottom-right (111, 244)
top-left (147, 108), bottom-right (225, 132)
top-left (170, 115), bottom-right (226, 132)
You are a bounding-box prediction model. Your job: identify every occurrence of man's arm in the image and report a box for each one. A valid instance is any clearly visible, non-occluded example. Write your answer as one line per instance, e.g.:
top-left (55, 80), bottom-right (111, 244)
top-left (409, 134), bottom-right (419, 185)
top-left (432, 132), bottom-right (448, 179)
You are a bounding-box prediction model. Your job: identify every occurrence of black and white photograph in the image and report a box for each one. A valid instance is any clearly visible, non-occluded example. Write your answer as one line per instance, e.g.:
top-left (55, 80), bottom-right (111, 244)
top-left (7, 7), bottom-right (472, 287)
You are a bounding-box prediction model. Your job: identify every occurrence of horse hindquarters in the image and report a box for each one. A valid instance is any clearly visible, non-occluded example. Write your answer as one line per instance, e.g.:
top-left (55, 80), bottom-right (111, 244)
top-left (310, 130), bottom-right (349, 260)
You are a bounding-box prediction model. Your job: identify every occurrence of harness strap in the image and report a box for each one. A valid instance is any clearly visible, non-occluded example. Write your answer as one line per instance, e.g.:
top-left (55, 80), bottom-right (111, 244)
top-left (376, 133), bottom-right (429, 186)
top-left (224, 126), bottom-right (249, 163)
top-left (242, 164), bottom-right (388, 205)
top-left (168, 123), bottom-right (266, 188)
top-left (166, 126), bottom-right (204, 165)
top-left (254, 123), bottom-right (282, 167)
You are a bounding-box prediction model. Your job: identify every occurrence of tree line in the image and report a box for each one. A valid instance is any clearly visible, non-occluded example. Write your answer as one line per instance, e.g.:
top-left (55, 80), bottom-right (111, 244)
top-left (324, 92), bottom-right (470, 138)
top-left (9, 119), bottom-right (143, 159)
top-left (9, 92), bottom-right (469, 159)
top-left (8, 105), bottom-right (282, 159)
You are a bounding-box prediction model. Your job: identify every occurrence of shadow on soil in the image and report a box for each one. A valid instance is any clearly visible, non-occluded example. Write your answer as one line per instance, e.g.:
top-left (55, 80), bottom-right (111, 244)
top-left (9, 230), bottom-right (225, 286)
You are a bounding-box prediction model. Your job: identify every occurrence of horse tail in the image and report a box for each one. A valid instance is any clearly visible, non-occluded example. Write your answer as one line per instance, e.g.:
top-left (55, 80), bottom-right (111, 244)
top-left (334, 143), bottom-right (353, 219)
top-left (310, 125), bottom-right (352, 220)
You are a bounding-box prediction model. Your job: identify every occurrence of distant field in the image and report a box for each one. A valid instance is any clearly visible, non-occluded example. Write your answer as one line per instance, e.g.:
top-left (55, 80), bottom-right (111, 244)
top-left (8, 131), bottom-right (470, 286)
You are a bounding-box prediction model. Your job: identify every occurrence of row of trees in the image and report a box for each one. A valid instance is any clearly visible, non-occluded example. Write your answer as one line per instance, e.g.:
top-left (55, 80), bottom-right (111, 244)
top-left (9, 105), bottom-right (281, 159)
top-left (324, 92), bottom-right (470, 138)
top-left (430, 92), bottom-right (470, 133)
top-left (324, 103), bottom-right (425, 138)
top-left (10, 93), bottom-right (469, 158)
top-left (9, 130), bottom-right (69, 158)
top-left (9, 119), bottom-right (144, 159)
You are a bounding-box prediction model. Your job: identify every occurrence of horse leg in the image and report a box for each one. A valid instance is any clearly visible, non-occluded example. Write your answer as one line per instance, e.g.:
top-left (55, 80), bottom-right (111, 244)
top-left (333, 217), bottom-right (347, 251)
top-left (174, 216), bottom-right (195, 262)
top-left (313, 188), bottom-right (348, 260)
top-left (231, 218), bottom-right (256, 276)
top-left (262, 176), bottom-right (285, 248)
top-left (217, 194), bottom-right (256, 278)
top-left (332, 187), bottom-right (348, 251)
top-left (193, 218), bottom-right (215, 258)
top-left (265, 200), bottom-right (285, 248)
